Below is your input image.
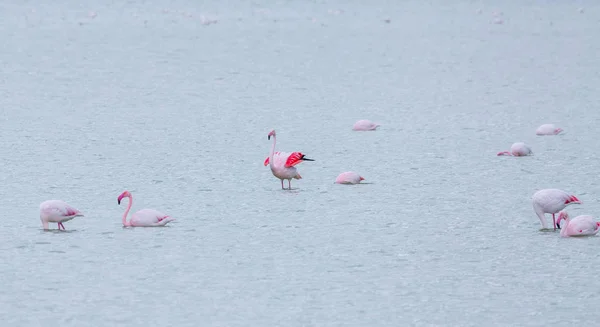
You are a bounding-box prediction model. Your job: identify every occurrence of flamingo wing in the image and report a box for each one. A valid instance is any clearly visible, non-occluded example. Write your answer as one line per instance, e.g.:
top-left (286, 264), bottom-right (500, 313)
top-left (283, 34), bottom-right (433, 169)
top-left (264, 151), bottom-right (282, 166)
top-left (131, 209), bottom-right (172, 227)
top-left (284, 152), bottom-right (307, 167)
top-left (40, 200), bottom-right (82, 218)
top-left (569, 216), bottom-right (599, 235)
top-left (265, 151), bottom-right (295, 168)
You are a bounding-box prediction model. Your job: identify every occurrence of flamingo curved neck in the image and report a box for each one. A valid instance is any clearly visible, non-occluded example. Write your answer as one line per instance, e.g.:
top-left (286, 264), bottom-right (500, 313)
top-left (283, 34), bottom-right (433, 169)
top-left (269, 134), bottom-right (277, 170)
top-left (559, 219), bottom-right (569, 237)
top-left (122, 196), bottom-right (133, 227)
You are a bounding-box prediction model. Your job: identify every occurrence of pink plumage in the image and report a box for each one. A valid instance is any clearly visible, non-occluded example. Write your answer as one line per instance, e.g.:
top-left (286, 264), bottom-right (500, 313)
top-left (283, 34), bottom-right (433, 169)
top-left (497, 142), bottom-right (532, 157)
top-left (532, 189), bottom-right (582, 230)
top-left (352, 119), bottom-right (380, 131)
top-left (39, 200), bottom-right (84, 230)
top-left (536, 124), bottom-right (563, 135)
top-left (265, 130), bottom-right (314, 190)
top-left (556, 211), bottom-right (600, 237)
top-left (117, 191), bottom-right (175, 227)
top-left (263, 151), bottom-right (309, 167)
top-left (335, 172), bottom-right (365, 184)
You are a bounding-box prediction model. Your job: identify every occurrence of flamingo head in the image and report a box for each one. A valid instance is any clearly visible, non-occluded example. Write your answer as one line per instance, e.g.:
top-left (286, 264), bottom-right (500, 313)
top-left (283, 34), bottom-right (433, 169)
top-left (117, 191), bottom-right (132, 205)
top-left (497, 151), bottom-right (511, 156)
top-left (554, 128), bottom-right (563, 135)
top-left (268, 130), bottom-right (276, 140)
top-left (556, 211), bottom-right (569, 229)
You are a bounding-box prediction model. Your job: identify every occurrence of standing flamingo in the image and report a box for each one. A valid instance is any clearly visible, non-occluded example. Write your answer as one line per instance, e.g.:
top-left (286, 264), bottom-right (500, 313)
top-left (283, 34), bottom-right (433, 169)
top-left (556, 211), bottom-right (600, 237)
top-left (264, 130), bottom-right (314, 190)
top-left (352, 119), bottom-right (380, 131)
top-left (532, 189), bottom-right (581, 230)
top-left (497, 142), bottom-right (532, 156)
top-left (40, 200), bottom-right (83, 230)
top-left (335, 171), bottom-right (365, 184)
top-left (536, 124), bottom-right (563, 135)
top-left (117, 191), bottom-right (175, 227)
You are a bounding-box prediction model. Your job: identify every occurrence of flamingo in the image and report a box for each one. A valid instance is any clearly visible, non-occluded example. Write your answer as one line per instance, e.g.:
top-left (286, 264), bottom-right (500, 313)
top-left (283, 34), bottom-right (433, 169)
top-left (532, 189), bottom-right (581, 230)
top-left (556, 211), bottom-right (600, 237)
top-left (335, 171), bottom-right (365, 184)
top-left (497, 142), bottom-right (532, 156)
top-left (117, 191), bottom-right (175, 227)
top-left (536, 124), bottom-right (563, 135)
top-left (40, 200), bottom-right (83, 230)
top-left (352, 120), bottom-right (380, 131)
top-left (264, 130), bottom-right (314, 190)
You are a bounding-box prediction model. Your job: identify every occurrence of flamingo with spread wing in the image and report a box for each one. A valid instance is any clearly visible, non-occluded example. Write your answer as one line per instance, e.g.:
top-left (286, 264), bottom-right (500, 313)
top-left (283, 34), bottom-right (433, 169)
top-left (264, 130), bottom-right (314, 190)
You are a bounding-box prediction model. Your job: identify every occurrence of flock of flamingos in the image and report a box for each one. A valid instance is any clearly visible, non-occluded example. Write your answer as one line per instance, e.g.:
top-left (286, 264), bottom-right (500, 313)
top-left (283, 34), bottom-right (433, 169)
top-left (39, 120), bottom-right (598, 237)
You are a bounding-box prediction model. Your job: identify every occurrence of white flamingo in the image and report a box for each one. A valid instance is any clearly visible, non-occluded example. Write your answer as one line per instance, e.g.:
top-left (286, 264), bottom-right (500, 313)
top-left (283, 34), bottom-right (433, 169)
top-left (536, 124), bottom-right (563, 135)
top-left (335, 172), bottom-right (365, 184)
top-left (352, 120), bottom-right (380, 131)
top-left (497, 142), bottom-right (532, 156)
top-left (532, 189), bottom-right (581, 230)
top-left (40, 200), bottom-right (83, 230)
top-left (117, 191), bottom-right (175, 227)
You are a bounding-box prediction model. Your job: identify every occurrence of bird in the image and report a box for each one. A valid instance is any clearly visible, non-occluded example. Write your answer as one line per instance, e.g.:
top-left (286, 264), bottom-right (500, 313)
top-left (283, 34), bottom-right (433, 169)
top-left (352, 120), bottom-right (380, 131)
top-left (532, 189), bottom-right (581, 230)
top-left (497, 142), bottom-right (532, 156)
top-left (39, 200), bottom-right (83, 230)
top-left (335, 172), bottom-right (365, 184)
top-left (536, 124), bottom-right (563, 135)
top-left (264, 129), bottom-right (314, 190)
top-left (117, 191), bottom-right (175, 227)
top-left (556, 211), bottom-right (600, 237)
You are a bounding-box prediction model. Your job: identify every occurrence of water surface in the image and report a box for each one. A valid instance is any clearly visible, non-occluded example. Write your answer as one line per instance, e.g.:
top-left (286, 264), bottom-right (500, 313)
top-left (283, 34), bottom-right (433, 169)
top-left (1, 1), bottom-right (600, 326)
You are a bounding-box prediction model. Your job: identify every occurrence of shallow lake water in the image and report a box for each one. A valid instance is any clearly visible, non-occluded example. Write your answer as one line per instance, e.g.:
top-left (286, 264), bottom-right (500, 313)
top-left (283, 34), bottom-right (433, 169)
top-left (1, 1), bottom-right (600, 326)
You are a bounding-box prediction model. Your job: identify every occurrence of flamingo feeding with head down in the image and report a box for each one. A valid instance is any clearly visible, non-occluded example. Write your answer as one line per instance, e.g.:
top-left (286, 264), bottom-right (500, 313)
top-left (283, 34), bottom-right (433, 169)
top-left (497, 142), bottom-right (532, 157)
top-left (532, 189), bottom-right (581, 230)
top-left (536, 124), bottom-right (563, 135)
top-left (264, 130), bottom-right (314, 190)
top-left (556, 211), bottom-right (600, 237)
top-left (352, 119), bottom-right (380, 131)
top-left (117, 191), bottom-right (175, 227)
top-left (335, 171), bottom-right (365, 184)
top-left (40, 200), bottom-right (83, 230)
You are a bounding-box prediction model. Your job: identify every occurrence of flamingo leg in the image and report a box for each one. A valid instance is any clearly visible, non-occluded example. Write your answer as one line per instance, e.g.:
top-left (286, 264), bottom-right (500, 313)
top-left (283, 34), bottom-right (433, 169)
top-left (58, 222), bottom-right (63, 230)
top-left (281, 180), bottom-right (285, 190)
top-left (288, 180), bottom-right (291, 190)
top-left (552, 214), bottom-right (556, 231)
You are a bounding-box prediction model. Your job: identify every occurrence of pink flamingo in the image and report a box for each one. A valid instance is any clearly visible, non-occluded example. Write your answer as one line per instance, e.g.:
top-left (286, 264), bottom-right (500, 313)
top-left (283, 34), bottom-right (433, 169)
top-left (352, 120), bottom-right (380, 131)
top-left (532, 189), bottom-right (581, 230)
top-left (40, 200), bottom-right (83, 230)
top-left (335, 171), bottom-right (365, 184)
top-left (264, 130), bottom-right (314, 190)
top-left (497, 142), bottom-right (532, 156)
top-left (536, 124), bottom-right (563, 135)
top-left (117, 191), bottom-right (175, 227)
top-left (556, 211), bottom-right (600, 237)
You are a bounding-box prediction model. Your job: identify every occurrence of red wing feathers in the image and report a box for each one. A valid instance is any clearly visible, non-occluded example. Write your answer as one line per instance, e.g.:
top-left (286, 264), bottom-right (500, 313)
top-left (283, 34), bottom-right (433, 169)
top-left (285, 152), bottom-right (305, 167)
top-left (565, 195), bottom-right (581, 204)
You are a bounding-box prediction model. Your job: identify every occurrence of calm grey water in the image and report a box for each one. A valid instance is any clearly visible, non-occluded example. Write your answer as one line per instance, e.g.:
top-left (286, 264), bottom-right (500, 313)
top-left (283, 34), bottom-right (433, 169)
top-left (1, 1), bottom-right (600, 326)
